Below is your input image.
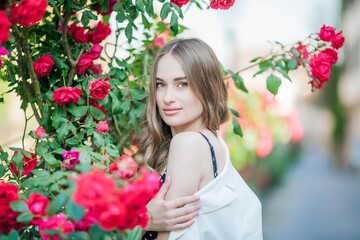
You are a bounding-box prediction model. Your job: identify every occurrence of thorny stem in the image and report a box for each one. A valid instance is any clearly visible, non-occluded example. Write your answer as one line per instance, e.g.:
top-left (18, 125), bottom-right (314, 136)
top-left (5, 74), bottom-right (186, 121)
top-left (22, 27), bottom-right (44, 114)
top-left (110, 24), bottom-right (121, 65)
top-left (13, 28), bottom-right (42, 125)
top-left (22, 111), bottom-right (29, 149)
top-left (62, 13), bottom-right (76, 67)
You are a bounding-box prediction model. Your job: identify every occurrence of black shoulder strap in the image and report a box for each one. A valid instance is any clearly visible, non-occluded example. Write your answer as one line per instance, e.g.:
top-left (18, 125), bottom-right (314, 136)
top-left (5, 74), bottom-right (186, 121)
top-left (198, 132), bottom-right (218, 178)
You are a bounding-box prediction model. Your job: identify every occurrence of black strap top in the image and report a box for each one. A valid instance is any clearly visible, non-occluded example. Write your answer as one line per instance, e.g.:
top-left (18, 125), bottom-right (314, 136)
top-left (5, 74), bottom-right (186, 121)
top-left (142, 132), bottom-right (218, 240)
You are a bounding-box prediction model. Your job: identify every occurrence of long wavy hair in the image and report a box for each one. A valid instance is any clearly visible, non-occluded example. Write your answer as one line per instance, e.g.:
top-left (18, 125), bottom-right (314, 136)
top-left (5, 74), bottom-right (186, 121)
top-left (137, 38), bottom-right (229, 173)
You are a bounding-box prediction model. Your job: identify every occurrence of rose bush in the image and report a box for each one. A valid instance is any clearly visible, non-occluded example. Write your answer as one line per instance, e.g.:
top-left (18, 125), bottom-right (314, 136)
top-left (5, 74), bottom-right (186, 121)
top-left (0, 0), bottom-right (344, 239)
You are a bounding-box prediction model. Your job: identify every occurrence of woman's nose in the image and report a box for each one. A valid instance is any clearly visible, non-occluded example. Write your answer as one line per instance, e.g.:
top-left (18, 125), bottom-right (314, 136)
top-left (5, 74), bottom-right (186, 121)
top-left (163, 87), bottom-right (175, 103)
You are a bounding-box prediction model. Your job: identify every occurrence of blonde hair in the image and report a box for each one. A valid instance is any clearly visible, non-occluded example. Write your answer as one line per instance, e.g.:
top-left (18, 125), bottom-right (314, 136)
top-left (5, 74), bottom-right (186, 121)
top-left (137, 38), bottom-right (229, 172)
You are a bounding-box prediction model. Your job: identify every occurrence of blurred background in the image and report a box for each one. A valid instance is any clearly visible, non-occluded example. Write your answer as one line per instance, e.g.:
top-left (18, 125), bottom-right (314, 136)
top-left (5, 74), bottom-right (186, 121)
top-left (1, 0), bottom-right (360, 239)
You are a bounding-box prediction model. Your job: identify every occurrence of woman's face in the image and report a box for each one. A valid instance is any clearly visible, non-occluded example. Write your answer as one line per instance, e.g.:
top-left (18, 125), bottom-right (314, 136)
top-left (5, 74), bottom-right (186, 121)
top-left (155, 54), bottom-right (204, 135)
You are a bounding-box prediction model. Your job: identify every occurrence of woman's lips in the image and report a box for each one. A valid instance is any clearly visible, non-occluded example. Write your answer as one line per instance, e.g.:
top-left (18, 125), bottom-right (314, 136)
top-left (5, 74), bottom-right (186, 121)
top-left (163, 107), bottom-right (182, 116)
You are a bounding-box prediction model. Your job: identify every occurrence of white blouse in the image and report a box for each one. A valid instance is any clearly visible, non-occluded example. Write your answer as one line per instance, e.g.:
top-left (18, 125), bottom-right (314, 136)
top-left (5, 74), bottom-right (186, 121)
top-left (168, 134), bottom-right (263, 240)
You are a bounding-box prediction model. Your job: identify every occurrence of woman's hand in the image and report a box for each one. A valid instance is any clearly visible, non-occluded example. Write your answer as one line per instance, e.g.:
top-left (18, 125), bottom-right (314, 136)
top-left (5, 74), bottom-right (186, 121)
top-left (145, 176), bottom-right (200, 232)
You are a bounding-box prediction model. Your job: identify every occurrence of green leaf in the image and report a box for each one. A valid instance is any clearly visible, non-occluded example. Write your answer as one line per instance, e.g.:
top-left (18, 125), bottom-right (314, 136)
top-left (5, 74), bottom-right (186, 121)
top-left (10, 200), bottom-right (28, 212)
top-left (57, 122), bottom-right (70, 139)
top-left (259, 60), bottom-right (271, 71)
top-left (105, 144), bottom-right (120, 157)
top-left (0, 151), bottom-right (8, 160)
top-left (48, 192), bottom-right (67, 216)
top-left (232, 117), bottom-right (243, 137)
top-left (0, 164), bottom-right (6, 178)
top-left (125, 22), bottom-right (133, 43)
top-left (250, 57), bottom-right (262, 63)
top-left (230, 108), bottom-right (241, 117)
top-left (52, 54), bottom-right (69, 70)
top-left (67, 199), bottom-right (85, 221)
top-left (125, 226), bottom-right (142, 240)
top-left (266, 74), bottom-right (282, 95)
top-left (287, 59), bottom-right (298, 70)
top-left (21, 177), bottom-right (36, 188)
top-left (109, 92), bottom-right (122, 114)
top-left (43, 153), bottom-right (61, 167)
top-left (68, 232), bottom-right (90, 240)
top-left (136, 0), bottom-right (145, 12)
top-left (120, 100), bottom-right (131, 113)
top-left (232, 75), bottom-right (248, 93)
top-left (7, 230), bottom-right (19, 240)
top-left (16, 212), bottom-right (33, 224)
top-left (141, 14), bottom-right (150, 29)
top-left (291, 47), bottom-right (300, 57)
top-left (89, 224), bottom-right (107, 239)
top-left (170, 13), bottom-right (179, 35)
top-left (160, 3), bottom-right (171, 20)
top-left (93, 132), bottom-right (105, 147)
top-left (89, 106), bottom-right (105, 121)
top-left (67, 106), bottom-right (88, 118)
top-left (116, 12), bottom-right (126, 23)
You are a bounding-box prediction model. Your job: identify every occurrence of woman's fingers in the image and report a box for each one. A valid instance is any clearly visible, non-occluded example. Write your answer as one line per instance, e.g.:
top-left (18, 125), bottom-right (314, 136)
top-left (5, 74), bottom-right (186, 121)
top-left (167, 195), bottom-right (200, 209)
top-left (171, 210), bottom-right (200, 231)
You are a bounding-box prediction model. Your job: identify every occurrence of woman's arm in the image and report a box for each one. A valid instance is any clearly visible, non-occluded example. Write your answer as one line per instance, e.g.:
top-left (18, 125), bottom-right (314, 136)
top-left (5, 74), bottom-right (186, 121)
top-left (145, 176), bottom-right (200, 232)
top-left (157, 132), bottom-right (207, 239)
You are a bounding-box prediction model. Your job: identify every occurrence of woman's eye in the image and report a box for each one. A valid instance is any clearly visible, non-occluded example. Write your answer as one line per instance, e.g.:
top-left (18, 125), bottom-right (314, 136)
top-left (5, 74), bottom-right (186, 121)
top-left (178, 82), bottom-right (188, 88)
top-left (156, 82), bottom-right (165, 88)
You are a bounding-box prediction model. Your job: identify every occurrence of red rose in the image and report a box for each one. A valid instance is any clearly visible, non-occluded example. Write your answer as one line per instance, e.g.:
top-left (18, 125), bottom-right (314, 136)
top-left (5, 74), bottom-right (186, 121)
top-left (95, 0), bottom-right (118, 15)
top-left (0, 10), bottom-right (11, 44)
top-left (209, 0), bottom-right (235, 10)
top-left (109, 154), bottom-right (138, 179)
top-left (91, 64), bottom-right (102, 74)
top-left (322, 48), bottom-right (338, 64)
top-left (0, 181), bottom-right (23, 233)
top-left (10, 151), bottom-right (37, 176)
top-left (89, 22), bottom-right (111, 44)
top-left (318, 25), bottom-right (335, 42)
top-left (68, 23), bottom-right (89, 43)
top-left (40, 213), bottom-right (74, 240)
top-left (309, 52), bottom-right (333, 89)
top-left (73, 169), bottom-right (117, 208)
top-left (90, 44), bottom-right (103, 59)
top-left (296, 43), bottom-right (309, 60)
top-left (77, 52), bottom-right (95, 75)
top-left (10, 0), bottom-right (47, 26)
top-left (27, 193), bottom-right (50, 225)
top-left (52, 87), bottom-right (82, 106)
top-left (74, 211), bottom-right (96, 231)
top-left (89, 78), bottom-right (111, 99)
top-left (331, 31), bottom-right (345, 49)
top-left (170, 0), bottom-right (189, 7)
top-left (97, 200), bottom-right (127, 231)
top-left (96, 121), bottom-right (109, 133)
top-left (0, 46), bottom-right (9, 68)
top-left (33, 54), bottom-right (55, 78)
top-left (35, 126), bottom-right (46, 138)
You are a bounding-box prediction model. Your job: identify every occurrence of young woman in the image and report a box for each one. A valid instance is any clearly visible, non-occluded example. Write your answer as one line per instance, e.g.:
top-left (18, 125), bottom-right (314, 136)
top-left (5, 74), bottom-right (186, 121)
top-left (140, 38), bottom-right (263, 239)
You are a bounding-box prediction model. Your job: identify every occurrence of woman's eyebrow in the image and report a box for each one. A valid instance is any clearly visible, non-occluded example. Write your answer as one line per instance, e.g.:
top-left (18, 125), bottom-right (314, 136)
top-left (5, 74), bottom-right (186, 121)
top-left (155, 76), bottom-right (186, 81)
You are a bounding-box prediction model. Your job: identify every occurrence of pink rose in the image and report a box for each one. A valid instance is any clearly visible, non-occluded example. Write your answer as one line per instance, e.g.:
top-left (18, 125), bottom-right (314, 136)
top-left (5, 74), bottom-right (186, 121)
top-left (52, 87), bottom-right (82, 106)
top-left (35, 126), bottom-right (46, 138)
top-left (0, 181), bottom-right (23, 234)
top-left (309, 52), bottom-right (333, 89)
top-left (331, 31), bottom-right (345, 49)
top-left (33, 54), bottom-right (55, 78)
top-left (90, 44), bottom-right (103, 59)
top-left (96, 121), bottom-right (109, 133)
top-left (10, 0), bottom-right (47, 26)
top-left (61, 150), bottom-right (80, 170)
top-left (73, 169), bottom-right (117, 208)
top-left (209, 0), bottom-right (235, 10)
top-left (89, 22), bottom-right (111, 44)
top-left (77, 52), bottom-right (95, 75)
top-left (27, 193), bottom-right (50, 225)
top-left (109, 154), bottom-right (138, 179)
top-left (0, 10), bottom-right (11, 44)
top-left (10, 151), bottom-right (37, 176)
top-left (89, 78), bottom-right (111, 100)
top-left (67, 23), bottom-right (89, 43)
top-left (318, 25), bottom-right (335, 42)
top-left (322, 48), bottom-right (338, 64)
top-left (40, 213), bottom-right (74, 240)
top-left (170, 0), bottom-right (189, 7)
top-left (91, 64), bottom-right (102, 74)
